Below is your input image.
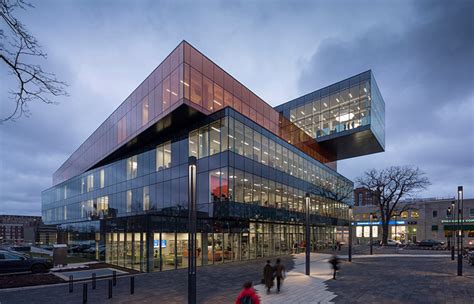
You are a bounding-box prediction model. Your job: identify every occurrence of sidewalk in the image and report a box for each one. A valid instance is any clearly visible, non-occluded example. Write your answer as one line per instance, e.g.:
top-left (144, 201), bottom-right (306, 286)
top-left (255, 253), bottom-right (337, 304)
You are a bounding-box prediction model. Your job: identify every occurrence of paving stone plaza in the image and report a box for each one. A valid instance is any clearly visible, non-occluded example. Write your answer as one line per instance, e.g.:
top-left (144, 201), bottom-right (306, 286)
top-left (1, 251), bottom-right (473, 303)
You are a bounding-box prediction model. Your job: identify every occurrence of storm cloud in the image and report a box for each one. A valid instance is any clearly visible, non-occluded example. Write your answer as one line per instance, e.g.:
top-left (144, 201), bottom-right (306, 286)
top-left (0, 0), bottom-right (473, 215)
top-left (299, 0), bottom-right (474, 197)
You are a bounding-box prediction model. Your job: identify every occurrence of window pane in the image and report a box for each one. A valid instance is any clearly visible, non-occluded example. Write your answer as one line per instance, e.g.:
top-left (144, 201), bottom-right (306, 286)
top-left (170, 68), bottom-right (179, 105)
top-left (203, 77), bottom-right (213, 111)
top-left (253, 132), bottom-right (261, 162)
top-left (209, 121), bottom-right (221, 155)
top-left (156, 145), bottom-right (164, 171)
top-left (261, 136), bottom-right (268, 165)
top-left (199, 126), bottom-right (209, 158)
top-left (127, 156), bottom-right (137, 179)
top-left (234, 120), bottom-right (244, 155)
top-left (142, 97), bottom-right (149, 127)
top-left (163, 76), bottom-right (170, 111)
top-left (189, 130), bottom-right (198, 158)
top-left (213, 84), bottom-right (223, 111)
top-left (143, 186), bottom-right (150, 211)
top-left (221, 117), bottom-right (229, 152)
top-left (164, 141), bottom-right (171, 168)
top-left (190, 68), bottom-right (202, 106)
top-left (244, 126), bottom-right (253, 159)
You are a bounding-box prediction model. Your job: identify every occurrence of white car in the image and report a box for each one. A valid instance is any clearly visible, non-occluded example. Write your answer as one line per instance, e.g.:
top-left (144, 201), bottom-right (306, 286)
top-left (386, 239), bottom-right (402, 246)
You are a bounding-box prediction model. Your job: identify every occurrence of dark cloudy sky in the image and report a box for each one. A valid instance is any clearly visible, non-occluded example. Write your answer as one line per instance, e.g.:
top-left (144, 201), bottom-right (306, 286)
top-left (1, 0), bottom-right (473, 215)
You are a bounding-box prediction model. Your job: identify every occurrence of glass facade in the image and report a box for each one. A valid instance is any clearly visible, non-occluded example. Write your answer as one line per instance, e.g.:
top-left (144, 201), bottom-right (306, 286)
top-left (43, 110), bottom-right (351, 224)
top-left (287, 76), bottom-right (371, 138)
top-left (43, 41), bottom-right (387, 272)
top-left (276, 70), bottom-right (385, 160)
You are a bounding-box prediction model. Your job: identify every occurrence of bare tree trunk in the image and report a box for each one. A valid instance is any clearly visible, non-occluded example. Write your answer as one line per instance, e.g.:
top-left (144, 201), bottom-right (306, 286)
top-left (382, 223), bottom-right (389, 245)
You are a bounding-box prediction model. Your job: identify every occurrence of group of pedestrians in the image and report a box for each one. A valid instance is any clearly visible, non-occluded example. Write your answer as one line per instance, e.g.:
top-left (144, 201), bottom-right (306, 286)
top-left (263, 258), bottom-right (286, 294)
top-left (235, 258), bottom-right (286, 304)
top-left (235, 254), bottom-right (341, 303)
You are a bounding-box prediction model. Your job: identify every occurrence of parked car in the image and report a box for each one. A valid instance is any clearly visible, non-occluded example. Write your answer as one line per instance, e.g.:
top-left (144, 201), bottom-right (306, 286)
top-left (70, 244), bottom-right (91, 253)
top-left (467, 250), bottom-right (474, 266)
top-left (368, 240), bottom-right (381, 246)
top-left (385, 239), bottom-right (402, 246)
top-left (418, 239), bottom-right (444, 248)
top-left (0, 250), bottom-right (53, 273)
top-left (83, 245), bottom-right (105, 255)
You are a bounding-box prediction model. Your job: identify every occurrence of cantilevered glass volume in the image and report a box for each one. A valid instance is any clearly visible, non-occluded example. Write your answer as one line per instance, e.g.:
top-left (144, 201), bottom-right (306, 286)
top-left (42, 41), bottom-right (384, 272)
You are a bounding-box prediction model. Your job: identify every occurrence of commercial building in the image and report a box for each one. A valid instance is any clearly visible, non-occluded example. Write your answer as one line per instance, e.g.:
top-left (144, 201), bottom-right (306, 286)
top-left (0, 215), bottom-right (57, 245)
top-left (42, 41), bottom-right (385, 272)
top-left (352, 197), bottom-right (474, 247)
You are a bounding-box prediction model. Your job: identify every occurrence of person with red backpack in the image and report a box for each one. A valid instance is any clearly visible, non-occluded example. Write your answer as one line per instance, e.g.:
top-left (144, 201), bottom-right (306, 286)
top-left (235, 281), bottom-right (260, 304)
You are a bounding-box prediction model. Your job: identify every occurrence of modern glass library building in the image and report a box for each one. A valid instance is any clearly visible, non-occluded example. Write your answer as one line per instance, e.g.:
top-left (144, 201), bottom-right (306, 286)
top-left (42, 41), bottom-right (385, 272)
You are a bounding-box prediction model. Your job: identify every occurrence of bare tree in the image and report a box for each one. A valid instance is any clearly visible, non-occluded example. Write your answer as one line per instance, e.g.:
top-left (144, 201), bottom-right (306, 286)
top-left (356, 166), bottom-right (430, 245)
top-left (1, 0), bottom-right (67, 122)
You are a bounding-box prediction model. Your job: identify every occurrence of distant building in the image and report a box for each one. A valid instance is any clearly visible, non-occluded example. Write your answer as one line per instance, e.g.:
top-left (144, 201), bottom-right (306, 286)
top-left (0, 215), bottom-right (57, 245)
top-left (352, 198), bottom-right (474, 247)
top-left (354, 187), bottom-right (376, 206)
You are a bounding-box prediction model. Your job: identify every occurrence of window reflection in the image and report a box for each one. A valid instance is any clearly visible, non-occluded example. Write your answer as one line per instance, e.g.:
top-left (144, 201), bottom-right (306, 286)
top-left (156, 141), bottom-right (171, 171)
top-left (127, 156), bottom-right (137, 180)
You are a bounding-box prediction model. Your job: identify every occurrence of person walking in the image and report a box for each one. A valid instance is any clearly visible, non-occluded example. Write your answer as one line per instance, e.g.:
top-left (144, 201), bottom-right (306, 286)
top-left (328, 254), bottom-right (341, 280)
top-left (274, 258), bottom-right (286, 293)
top-left (263, 260), bottom-right (274, 294)
top-left (235, 281), bottom-right (260, 304)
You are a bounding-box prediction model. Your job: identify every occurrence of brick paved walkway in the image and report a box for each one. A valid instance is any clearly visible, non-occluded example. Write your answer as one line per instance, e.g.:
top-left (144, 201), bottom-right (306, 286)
top-left (326, 256), bottom-right (474, 304)
top-left (0, 256), bottom-right (295, 304)
top-left (1, 253), bottom-right (472, 304)
top-left (255, 253), bottom-right (336, 304)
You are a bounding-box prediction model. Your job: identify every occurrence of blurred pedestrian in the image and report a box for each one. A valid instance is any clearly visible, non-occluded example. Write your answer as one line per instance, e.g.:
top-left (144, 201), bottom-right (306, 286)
top-left (263, 260), bottom-right (274, 294)
top-left (328, 254), bottom-right (341, 280)
top-left (235, 281), bottom-right (260, 304)
top-left (274, 258), bottom-right (286, 293)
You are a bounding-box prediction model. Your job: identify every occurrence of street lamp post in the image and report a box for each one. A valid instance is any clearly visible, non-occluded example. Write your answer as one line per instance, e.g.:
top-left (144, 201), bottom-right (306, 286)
top-left (188, 156), bottom-right (197, 303)
top-left (369, 213), bottom-right (373, 255)
top-left (457, 186), bottom-right (463, 276)
top-left (305, 193), bottom-right (310, 276)
top-left (348, 206), bottom-right (353, 262)
top-left (451, 201), bottom-right (455, 261)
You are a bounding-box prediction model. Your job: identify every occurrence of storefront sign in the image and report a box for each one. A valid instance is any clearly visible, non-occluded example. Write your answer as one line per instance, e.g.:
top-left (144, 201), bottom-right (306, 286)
top-left (354, 220), bottom-right (406, 226)
top-left (154, 240), bottom-right (167, 248)
top-left (441, 219), bottom-right (474, 224)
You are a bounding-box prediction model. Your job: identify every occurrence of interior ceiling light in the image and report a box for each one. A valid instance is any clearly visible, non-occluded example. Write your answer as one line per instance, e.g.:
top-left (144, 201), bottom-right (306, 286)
top-left (349, 93), bottom-right (353, 98)
top-left (364, 88), bottom-right (367, 93)
top-left (336, 113), bottom-right (355, 122)
top-left (323, 102), bottom-right (328, 107)
top-left (336, 98), bottom-right (340, 103)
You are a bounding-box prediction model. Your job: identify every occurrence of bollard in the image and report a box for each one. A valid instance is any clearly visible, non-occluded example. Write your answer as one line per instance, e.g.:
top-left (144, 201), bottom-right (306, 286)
top-left (130, 276), bottom-right (134, 295)
top-left (108, 279), bottom-right (112, 299)
top-left (112, 270), bottom-right (117, 286)
top-left (82, 283), bottom-right (87, 304)
top-left (92, 273), bottom-right (96, 290)
top-left (69, 275), bottom-right (73, 293)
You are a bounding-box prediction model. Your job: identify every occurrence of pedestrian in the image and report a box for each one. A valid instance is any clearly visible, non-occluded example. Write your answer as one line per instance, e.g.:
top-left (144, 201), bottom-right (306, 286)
top-left (235, 281), bottom-right (260, 304)
top-left (274, 258), bottom-right (286, 293)
top-left (263, 260), bottom-right (274, 294)
top-left (328, 254), bottom-right (341, 280)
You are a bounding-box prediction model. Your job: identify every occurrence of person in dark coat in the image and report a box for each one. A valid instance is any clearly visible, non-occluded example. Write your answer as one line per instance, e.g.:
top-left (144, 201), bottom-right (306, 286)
top-left (274, 258), bottom-right (286, 293)
top-left (328, 254), bottom-right (341, 279)
top-left (263, 260), bottom-right (274, 293)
